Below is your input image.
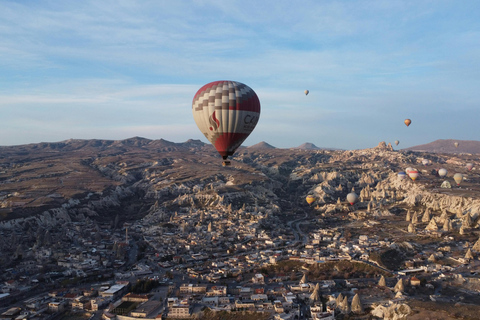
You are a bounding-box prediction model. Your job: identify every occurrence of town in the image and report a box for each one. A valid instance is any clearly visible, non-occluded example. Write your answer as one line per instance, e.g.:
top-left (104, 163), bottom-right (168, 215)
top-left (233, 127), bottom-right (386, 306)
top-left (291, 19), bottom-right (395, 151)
top-left (1, 139), bottom-right (480, 319)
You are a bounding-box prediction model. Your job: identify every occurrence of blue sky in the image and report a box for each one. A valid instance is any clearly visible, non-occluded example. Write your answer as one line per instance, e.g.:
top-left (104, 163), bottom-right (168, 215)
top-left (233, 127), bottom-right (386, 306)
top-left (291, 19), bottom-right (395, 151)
top-left (0, 0), bottom-right (479, 149)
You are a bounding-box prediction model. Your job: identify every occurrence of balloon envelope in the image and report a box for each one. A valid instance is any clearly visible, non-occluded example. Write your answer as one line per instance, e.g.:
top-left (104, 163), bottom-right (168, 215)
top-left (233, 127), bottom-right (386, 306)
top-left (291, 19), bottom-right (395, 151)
top-left (304, 90), bottom-right (309, 95)
top-left (405, 167), bottom-right (414, 175)
top-left (192, 81), bottom-right (260, 161)
top-left (395, 140), bottom-right (399, 146)
top-left (408, 170), bottom-right (419, 181)
top-left (404, 119), bottom-right (411, 127)
top-left (422, 159), bottom-right (429, 166)
top-left (306, 195), bottom-right (316, 205)
top-left (438, 168), bottom-right (447, 177)
top-left (453, 173), bottom-right (463, 185)
top-left (346, 192), bottom-right (358, 205)
top-left (466, 163), bottom-right (474, 171)
top-left (398, 172), bottom-right (406, 179)
top-left (454, 142), bottom-right (459, 148)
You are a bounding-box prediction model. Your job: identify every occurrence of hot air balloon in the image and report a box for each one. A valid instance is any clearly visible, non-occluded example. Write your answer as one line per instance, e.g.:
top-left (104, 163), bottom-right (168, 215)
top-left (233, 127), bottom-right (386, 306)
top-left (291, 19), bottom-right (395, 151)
top-left (408, 170), bottom-right (419, 181)
top-left (192, 81), bottom-right (260, 165)
top-left (453, 173), bottom-right (463, 185)
top-left (398, 172), bottom-right (406, 180)
top-left (304, 90), bottom-right (309, 95)
top-left (346, 192), bottom-right (358, 205)
top-left (438, 168), bottom-right (447, 177)
top-left (466, 163), bottom-right (474, 171)
top-left (404, 119), bottom-right (411, 127)
top-left (405, 167), bottom-right (414, 175)
top-left (454, 142), bottom-right (459, 148)
top-left (422, 159), bottom-right (430, 166)
top-left (306, 195), bottom-right (316, 205)
top-left (395, 140), bottom-right (399, 146)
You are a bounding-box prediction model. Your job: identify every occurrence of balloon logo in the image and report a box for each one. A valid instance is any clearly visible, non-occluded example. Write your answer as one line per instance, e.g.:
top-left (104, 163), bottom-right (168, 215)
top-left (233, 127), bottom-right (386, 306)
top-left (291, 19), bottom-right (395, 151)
top-left (209, 111), bottom-right (220, 131)
top-left (192, 81), bottom-right (261, 165)
top-left (404, 119), bottom-right (411, 127)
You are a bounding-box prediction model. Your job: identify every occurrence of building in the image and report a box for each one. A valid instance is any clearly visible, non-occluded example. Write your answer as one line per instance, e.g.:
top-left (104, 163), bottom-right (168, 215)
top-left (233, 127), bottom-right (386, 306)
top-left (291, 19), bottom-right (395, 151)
top-left (48, 301), bottom-right (66, 313)
top-left (100, 284), bottom-right (127, 299)
top-left (168, 300), bottom-right (191, 319)
top-left (179, 283), bottom-right (207, 294)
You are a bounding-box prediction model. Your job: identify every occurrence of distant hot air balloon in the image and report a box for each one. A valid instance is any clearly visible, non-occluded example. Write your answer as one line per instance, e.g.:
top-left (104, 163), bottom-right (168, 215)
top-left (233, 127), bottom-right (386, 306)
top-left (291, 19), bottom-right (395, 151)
top-left (408, 170), bottom-right (419, 181)
top-left (192, 81), bottom-right (260, 165)
top-left (438, 168), bottom-right (447, 177)
top-left (398, 172), bottom-right (406, 180)
top-left (454, 142), bottom-right (459, 148)
top-left (346, 192), bottom-right (358, 205)
top-left (422, 159), bottom-right (430, 166)
top-left (304, 90), bottom-right (309, 95)
top-left (405, 167), bottom-right (414, 175)
top-left (404, 119), bottom-right (411, 127)
top-left (395, 140), bottom-right (399, 146)
top-left (466, 163), bottom-right (474, 171)
top-left (306, 195), bottom-right (316, 205)
top-left (453, 173), bottom-right (463, 185)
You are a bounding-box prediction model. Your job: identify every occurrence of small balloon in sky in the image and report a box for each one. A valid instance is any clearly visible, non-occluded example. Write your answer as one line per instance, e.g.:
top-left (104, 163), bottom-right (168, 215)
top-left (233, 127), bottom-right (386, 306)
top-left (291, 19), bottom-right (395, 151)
top-left (404, 119), bottom-right (411, 127)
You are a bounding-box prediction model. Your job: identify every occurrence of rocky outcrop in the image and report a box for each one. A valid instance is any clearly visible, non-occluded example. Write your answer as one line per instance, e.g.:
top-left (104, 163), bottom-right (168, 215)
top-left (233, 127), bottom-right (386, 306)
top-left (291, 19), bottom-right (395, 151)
top-left (371, 303), bottom-right (412, 320)
top-left (351, 293), bottom-right (363, 314)
top-left (378, 275), bottom-right (386, 287)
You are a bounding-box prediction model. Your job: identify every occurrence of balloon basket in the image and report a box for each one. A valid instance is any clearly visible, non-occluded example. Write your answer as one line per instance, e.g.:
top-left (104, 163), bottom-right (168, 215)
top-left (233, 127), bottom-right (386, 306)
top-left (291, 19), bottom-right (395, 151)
top-left (222, 161), bottom-right (231, 166)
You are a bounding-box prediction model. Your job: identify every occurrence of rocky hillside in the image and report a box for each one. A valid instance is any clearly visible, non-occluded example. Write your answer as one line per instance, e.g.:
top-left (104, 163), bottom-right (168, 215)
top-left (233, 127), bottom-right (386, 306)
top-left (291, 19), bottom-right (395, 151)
top-left (1, 138), bottom-right (479, 254)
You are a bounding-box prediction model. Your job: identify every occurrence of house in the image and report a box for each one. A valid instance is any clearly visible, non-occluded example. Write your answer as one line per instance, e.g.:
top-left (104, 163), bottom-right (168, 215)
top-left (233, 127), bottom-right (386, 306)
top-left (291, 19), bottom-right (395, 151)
top-left (252, 274), bottom-right (265, 284)
top-left (168, 300), bottom-right (191, 319)
top-left (48, 301), bottom-right (66, 313)
top-left (410, 276), bottom-right (421, 286)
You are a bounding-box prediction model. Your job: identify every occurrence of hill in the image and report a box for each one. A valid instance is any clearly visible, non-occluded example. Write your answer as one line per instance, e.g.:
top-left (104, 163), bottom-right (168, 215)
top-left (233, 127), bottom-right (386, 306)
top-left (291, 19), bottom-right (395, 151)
top-left (295, 142), bottom-right (320, 150)
top-left (405, 139), bottom-right (480, 154)
top-left (247, 141), bottom-right (276, 149)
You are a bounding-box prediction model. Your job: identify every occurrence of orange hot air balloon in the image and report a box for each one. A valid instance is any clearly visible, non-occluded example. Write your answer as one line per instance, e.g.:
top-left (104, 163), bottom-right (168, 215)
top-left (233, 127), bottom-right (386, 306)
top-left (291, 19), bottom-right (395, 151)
top-left (404, 119), bottom-right (411, 127)
top-left (306, 195), bottom-right (316, 205)
top-left (192, 81), bottom-right (260, 165)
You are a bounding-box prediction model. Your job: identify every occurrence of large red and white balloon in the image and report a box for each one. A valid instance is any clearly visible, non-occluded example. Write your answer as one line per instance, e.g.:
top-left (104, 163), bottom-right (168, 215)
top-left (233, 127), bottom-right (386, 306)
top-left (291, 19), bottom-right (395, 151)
top-left (192, 81), bottom-right (261, 161)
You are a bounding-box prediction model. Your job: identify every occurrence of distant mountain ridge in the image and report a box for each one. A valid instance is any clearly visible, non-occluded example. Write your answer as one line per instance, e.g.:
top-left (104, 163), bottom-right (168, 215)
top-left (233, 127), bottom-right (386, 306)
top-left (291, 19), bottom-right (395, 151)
top-left (405, 139), bottom-right (480, 154)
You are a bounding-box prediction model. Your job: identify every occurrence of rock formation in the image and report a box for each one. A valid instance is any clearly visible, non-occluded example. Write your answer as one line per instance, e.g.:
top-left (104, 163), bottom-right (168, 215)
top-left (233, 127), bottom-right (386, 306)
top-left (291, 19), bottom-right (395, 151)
top-left (378, 275), bottom-right (386, 287)
top-left (351, 293), bottom-right (363, 314)
top-left (394, 278), bottom-right (404, 293)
